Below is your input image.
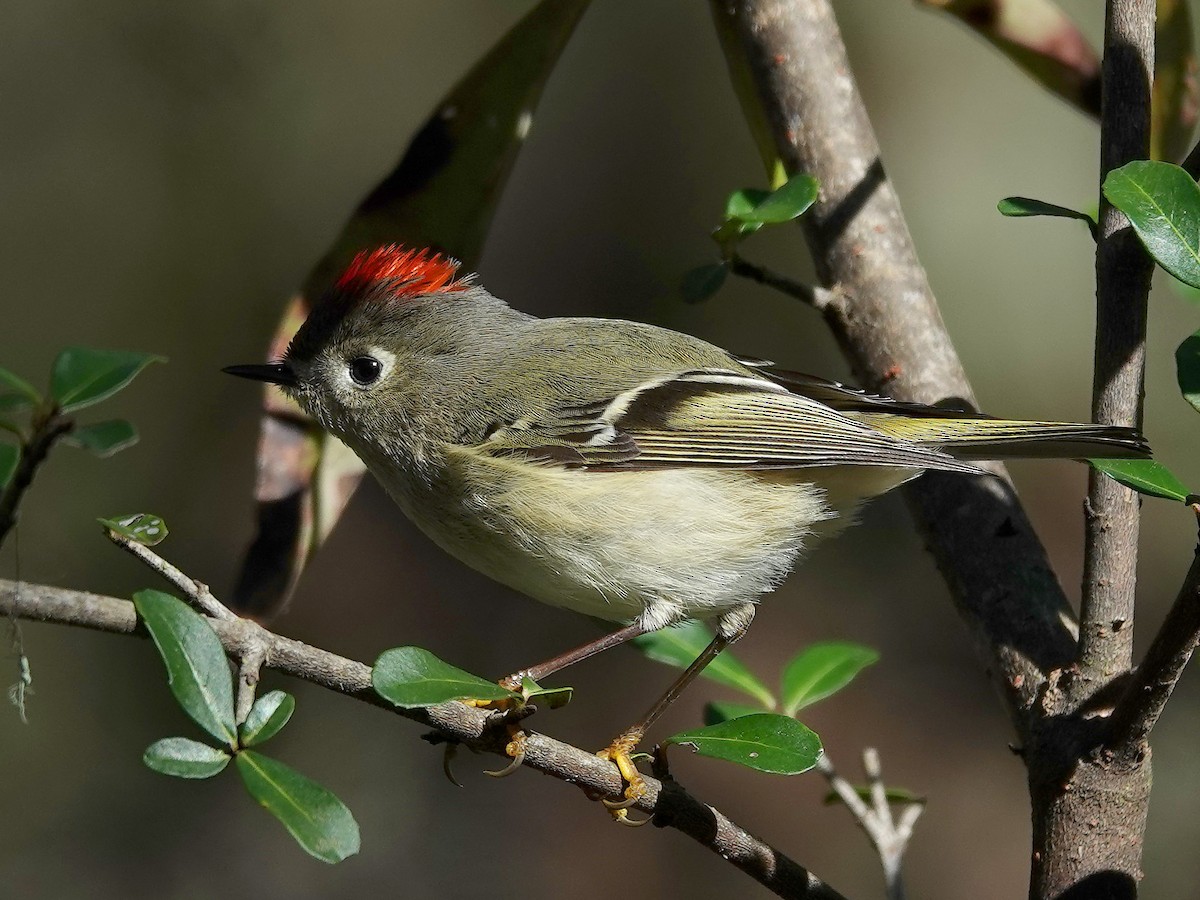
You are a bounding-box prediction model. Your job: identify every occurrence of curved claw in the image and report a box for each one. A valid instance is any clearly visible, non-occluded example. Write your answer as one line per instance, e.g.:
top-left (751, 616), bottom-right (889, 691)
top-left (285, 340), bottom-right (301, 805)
top-left (612, 808), bottom-right (654, 827)
top-left (442, 743), bottom-right (464, 788)
top-left (484, 747), bottom-right (525, 778)
top-left (484, 731), bottom-right (528, 778)
top-left (602, 794), bottom-right (640, 811)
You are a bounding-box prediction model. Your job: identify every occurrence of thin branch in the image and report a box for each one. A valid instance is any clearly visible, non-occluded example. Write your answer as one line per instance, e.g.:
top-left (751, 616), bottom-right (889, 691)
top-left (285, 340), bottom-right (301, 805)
top-left (104, 528), bottom-right (237, 621)
top-left (817, 750), bottom-right (923, 900)
top-left (728, 254), bottom-right (836, 308)
top-left (0, 413), bottom-right (72, 548)
top-left (1110, 525), bottom-right (1200, 752)
top-left (1076, 0), bottom-right (1155, 691)
top-left (0, 578), bottom-right (845, 900)
top-left (710, 0), bottom-right (1078, 742)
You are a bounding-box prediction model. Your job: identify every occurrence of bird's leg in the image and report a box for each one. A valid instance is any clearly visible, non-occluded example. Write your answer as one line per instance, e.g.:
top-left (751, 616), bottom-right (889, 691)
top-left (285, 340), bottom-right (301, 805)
top-left (598, 605), bottom-right (754, 824)
top-left (498, 620), bottom-right (651, 690)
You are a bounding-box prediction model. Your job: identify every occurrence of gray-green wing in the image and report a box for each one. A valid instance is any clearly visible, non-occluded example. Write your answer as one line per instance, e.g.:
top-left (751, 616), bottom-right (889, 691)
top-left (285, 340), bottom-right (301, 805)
top-left (479, 369), bottom-right (985, 474)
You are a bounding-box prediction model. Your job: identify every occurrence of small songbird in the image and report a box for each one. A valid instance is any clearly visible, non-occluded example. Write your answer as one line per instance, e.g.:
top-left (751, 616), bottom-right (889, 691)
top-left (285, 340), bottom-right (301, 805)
top-left (226, 244), bottom-right (1149, 813)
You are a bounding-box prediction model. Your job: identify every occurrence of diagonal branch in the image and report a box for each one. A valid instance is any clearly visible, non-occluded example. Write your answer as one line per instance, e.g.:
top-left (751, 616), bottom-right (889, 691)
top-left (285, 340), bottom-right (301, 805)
top-left (0, 578), bottom-right (845, 900)
top-left (710, 0), bottom-right (1077, 741)
top-left (0, 412), bottom-right (72, 548)
top-left (1110, 518), bottom-right (1200, 751)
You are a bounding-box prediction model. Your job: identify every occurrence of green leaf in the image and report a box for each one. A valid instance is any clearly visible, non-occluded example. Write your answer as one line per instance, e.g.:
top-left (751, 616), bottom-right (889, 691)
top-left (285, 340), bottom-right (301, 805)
top-left (1103, 161), bottom-right (1200, 287)
top-left (725, 188), bottom-right (770, 219)
top-left (1175, 330), bottom-right (1200, 414)
top-left (372, 646), bottom-right (517, 708)
top-left (634, 622), bottom-right (775, 708)
top-left (997, 197), bottom-right (1097, 234)
top-left (50, 348), bottom-right (163, 413)
top-left (236, 750), bottom-right (360, 864)
top-left (1089, 458), bottom-right (1192, 502)
top-left (823, 785), bottom-right (926, 807)
top-left (99, 512), bottom-right (168, 546)
top-left (665, 713), bottom-right (822, 775)
top-left (239, 691), bottom-right (296, 747)
top-left (0, 393), bottom-right (33, 415)
top-left (739, 173), bottom-right (819, 224)
top-left (65, 419), bottom-right (138, 457)
top-left (681, 263), bottom-right (729, 303)
top-left (781, 641), bottom-right (879, 715)
top-left (0, 443), bottom-right (17, 489)
top-left (0, 366), bottom-right (41, 403)
top-left (703, 700), bottom-right (766, 726)
top-left (143, 737), bottom-right (231, 779)
top-left (518, 677), bottom-right (573, 710)
top-left (132, 589), bottom-right (237, 747)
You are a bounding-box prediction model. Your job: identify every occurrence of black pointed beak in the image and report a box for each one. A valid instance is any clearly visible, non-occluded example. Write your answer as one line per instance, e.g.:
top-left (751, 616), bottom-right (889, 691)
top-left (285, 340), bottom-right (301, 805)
top-left (222, 362), bottom-right (298, 388)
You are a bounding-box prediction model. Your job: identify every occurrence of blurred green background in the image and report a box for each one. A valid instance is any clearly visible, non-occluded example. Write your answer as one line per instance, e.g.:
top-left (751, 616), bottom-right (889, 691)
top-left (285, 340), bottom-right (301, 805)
top-left (3, 1), bottom-right (1199, 898)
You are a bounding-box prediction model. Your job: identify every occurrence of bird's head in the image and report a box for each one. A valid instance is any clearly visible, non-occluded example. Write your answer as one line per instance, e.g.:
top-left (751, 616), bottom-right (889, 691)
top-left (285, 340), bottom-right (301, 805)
top-left (224, 244), bottom-right (491, 448)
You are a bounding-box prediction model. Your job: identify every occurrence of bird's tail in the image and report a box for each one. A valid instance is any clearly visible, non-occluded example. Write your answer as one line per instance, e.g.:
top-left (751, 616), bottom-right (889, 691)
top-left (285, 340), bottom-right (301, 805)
top-left (854, 413), bottom-right (1151, 460)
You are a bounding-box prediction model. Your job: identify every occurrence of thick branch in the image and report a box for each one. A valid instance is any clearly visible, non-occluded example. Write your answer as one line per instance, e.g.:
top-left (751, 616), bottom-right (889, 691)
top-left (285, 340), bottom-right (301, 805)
top-left (710, 0), bottom-right (1077, 740)
top-left (1077, 0), bottom-right (1154, 689)
top-left (0, 578), bottom-right (845, 900)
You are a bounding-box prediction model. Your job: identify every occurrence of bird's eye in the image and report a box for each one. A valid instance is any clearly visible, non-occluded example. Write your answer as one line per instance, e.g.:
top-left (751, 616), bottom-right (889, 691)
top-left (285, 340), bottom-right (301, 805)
top-left (348, 356), bottom-right (383, 386)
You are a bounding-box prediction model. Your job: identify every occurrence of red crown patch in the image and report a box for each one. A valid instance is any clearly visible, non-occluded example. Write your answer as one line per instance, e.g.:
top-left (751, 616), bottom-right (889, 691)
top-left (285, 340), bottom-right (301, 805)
top-left (336, 245), bottom-right (469, 299)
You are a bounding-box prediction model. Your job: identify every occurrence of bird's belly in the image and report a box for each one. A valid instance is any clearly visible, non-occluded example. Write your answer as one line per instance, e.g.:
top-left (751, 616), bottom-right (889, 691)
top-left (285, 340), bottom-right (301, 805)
top-left (376, 447), bottom-right (866, 629)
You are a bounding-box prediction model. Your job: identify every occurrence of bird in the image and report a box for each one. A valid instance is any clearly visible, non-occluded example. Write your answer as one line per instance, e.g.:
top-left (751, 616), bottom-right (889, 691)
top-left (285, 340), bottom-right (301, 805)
top-left (225, 244), bottom-right (1150, 816)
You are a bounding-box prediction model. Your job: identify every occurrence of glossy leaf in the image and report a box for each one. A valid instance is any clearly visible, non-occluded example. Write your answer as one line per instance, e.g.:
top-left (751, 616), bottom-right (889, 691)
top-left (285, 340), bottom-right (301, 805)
top-left (782, 641), bottom-right (880, 715)
top-left (236, 750), bottom-right (360, 864)
top-left (634, 622), bottom-right (776, 708)
top-left (50, 348), bottom-right (163, 413)
top-left (143, 737), bottom-right (230, 779)
top-left (1103, 161), bottom-right (1200, 288)
top-left (681, 263), bottom-right (728, 303)
top-left (518, 677), bottom-right (573, 710)
top-left (725, 188), bottom-right (770, 219)
top-left (99, 513), bottom-right (168, 546)
top-left (703, 700), bottom-right (766, 726)
top-left (997, 197), bottom-right (1096, 235)
top-left (665, 713), bottom-right (822, 775)
top-left (0, 444), bottom-right (17, 489)
top-left (133, 589), bottom-right (237, 747)
top-left (1175, 330), bottom-right (1200, 414)
top-left (65, 419), bottom-right (138, 457)
top-left (1090, 459), bottom-right (1191, 503)
top-left (738, 173), bottom-right (819, 224)
top-left (239, 690), bottom-right (296, 747)
top-left (823, 785), bottom-right (926, 807)
top-left (372, 646), bottom-right (517, 708)
top-left (233, 0), bottom-right (591, 619)
top-left (0, 366), bottom-right (41, 403)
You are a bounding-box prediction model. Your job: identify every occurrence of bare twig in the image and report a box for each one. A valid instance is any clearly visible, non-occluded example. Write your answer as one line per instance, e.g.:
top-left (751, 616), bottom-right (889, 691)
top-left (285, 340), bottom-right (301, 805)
top-left (236, 641), bottom-right (269, 725)
top-left (104, 528), bottom-right (237, 621)
top-left (728, 254), bottom-right (837, 308)
top-left (0, 412), bottom-right (72, 548)
top-left (817, 750), bottom-right (923, 900)
top-left (0, 578), bottom-right (845, 900)
top-left (1076, 0), bottom-right (1154, 691)
top-left (1110, 524), bottom-right (1200, 752)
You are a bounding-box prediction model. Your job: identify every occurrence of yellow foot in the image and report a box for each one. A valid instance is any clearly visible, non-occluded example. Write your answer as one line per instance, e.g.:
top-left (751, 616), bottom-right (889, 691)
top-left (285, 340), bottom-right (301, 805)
top-left (596, 730), bottom-right (652, 826)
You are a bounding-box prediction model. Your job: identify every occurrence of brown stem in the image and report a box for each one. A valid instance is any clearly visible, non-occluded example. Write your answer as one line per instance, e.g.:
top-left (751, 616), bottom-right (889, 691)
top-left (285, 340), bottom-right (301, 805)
top-left (0, 578), bottom-right (845, 900)
top-left (0, 412), bottom-right (72, 548)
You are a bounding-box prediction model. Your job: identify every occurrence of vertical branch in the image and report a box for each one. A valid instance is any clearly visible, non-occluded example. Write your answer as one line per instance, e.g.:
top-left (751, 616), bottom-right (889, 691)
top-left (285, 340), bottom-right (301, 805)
top-left (1078, 0), bottom-right (1155, 690)
top-left (709, 0), bottom-right (1078, 742)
